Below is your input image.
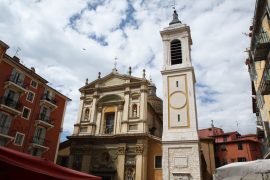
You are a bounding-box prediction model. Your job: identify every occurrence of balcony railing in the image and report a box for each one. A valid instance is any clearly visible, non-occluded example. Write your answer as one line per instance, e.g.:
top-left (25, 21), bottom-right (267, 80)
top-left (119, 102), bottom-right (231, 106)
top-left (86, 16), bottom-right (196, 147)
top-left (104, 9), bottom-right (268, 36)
top-left (104, 125), bottom-right (114, 134)
top-left (260, 60), bottom-right (270, 95)
top-left (0, 126), bottom-right (10, 135)
top-left (251, 32), bottom-right (270, 61)
top-left (42, 94), bottom-right (57, 105)
top-left (38, 113), bottom-right (53, 124)
top-left (36, 113), bottom-right (54, 129)
top-left (8, 74), bottom-right (27, 89)
top-left (0, 96), bottom-right (21, 111)
top-left (32, 136), bottom-right (46, 146)
top-left (31, 136), bottom-right (49, 150)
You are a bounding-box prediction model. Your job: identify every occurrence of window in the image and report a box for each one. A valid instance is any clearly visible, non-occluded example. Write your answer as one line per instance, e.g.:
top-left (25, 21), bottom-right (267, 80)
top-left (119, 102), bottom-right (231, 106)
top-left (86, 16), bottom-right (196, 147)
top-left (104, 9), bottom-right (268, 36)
top-left (0, 112), bottom-right (12, 135)
top-left (238, 142), bottom-right (243, 150)
top-left (155, 156), bottom-right (162, 168)
top-left (10, 69), bottom-right (25, 86)
top-left (238, 157), bottom-right (247, 162)
top-left (33, 127), bottom-right (46, 145)
top-left (132, 104), bottom-right (138, 117)
top-left (14, 132), bottom-right (24, 146)
top-left (223, 137), bottom-right (227, 142)
top-left (170, 39), bottom-right (182, 65)
top-left (105, 113), bottom-right (115, 134)
top-left (221, 144), bottom-right (227, 151)
top-left (22, 107), bottom-right (31, 119)
top-left (178, 114), bottom-right (181, 122)
top-left (39, 106), bottom-right (51, 122)
top-left (26, 91), bottom-right (35, 102)
top-left (176, 81), bottom-right (179, 87)
top-left (4, 89), bottom-right (19, 108)
top-left (30, 80), bottom-right (38, 88)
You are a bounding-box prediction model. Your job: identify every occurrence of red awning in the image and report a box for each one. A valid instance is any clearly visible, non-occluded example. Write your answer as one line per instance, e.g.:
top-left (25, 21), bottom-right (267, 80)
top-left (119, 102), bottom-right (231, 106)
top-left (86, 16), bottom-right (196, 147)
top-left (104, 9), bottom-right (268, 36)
top-left (0, 146), bottom-right (101, 180)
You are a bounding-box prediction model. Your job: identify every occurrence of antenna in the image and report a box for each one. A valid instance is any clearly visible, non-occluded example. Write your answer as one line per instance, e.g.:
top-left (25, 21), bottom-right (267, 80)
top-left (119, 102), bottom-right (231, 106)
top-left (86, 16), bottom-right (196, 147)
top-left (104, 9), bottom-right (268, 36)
top-left (14, 47), bottom-right (21, 57)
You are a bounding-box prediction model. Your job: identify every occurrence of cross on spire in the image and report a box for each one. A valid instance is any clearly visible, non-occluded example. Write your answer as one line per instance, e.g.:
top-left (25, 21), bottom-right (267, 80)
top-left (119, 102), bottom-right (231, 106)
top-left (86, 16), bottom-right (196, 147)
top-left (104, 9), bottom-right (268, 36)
top-left (114, 57), bottom-right (117, 69)
top-left (112, 57), bottom-right (118, 73)
top-left (172, 0), bottom-right (176, 10)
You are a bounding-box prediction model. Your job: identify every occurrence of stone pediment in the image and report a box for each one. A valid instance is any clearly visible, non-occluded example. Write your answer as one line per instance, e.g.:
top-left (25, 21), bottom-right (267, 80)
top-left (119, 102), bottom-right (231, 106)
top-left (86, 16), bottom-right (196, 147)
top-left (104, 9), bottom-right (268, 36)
top-left (100, 76), bottom-right (126, 87)
top-left (80, 72), bottom-right (145, 91)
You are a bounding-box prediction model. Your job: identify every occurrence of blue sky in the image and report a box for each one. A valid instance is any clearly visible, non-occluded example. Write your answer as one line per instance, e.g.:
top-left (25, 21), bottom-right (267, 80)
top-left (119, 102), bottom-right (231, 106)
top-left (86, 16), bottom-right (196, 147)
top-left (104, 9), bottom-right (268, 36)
top-left (0, 0), bottom-right (255, 141)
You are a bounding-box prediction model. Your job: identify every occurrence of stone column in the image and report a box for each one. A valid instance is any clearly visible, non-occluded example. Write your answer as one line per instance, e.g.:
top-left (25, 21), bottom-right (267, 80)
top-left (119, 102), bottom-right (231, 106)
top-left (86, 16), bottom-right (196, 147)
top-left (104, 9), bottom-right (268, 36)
top-left (116, 145), bottom-right (126, 180)
top-left (139, 83), bottom-right (148, 132)
top-left (135, 144), bottom-right (144, 180)
top-left (90, 93), bottom-right (99, 123)
top-left (121, 88), bottom-right (130, 133)
top-left (95, 106), bottom-right (103, 134)
top-left (116, 105), bottom-right (123, 134)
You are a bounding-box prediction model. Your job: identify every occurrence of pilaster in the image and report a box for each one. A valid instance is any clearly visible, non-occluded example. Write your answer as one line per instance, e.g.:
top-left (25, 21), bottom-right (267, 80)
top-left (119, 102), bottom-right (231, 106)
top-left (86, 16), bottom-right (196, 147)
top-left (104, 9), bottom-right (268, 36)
top-left (116, 144), bottom-right (126, 180)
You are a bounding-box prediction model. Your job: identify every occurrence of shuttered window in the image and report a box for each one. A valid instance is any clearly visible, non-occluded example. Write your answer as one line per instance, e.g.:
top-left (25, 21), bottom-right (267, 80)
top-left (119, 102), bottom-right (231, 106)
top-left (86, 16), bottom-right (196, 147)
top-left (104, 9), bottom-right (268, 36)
top-left (171, 39), bottom-right (182, 65)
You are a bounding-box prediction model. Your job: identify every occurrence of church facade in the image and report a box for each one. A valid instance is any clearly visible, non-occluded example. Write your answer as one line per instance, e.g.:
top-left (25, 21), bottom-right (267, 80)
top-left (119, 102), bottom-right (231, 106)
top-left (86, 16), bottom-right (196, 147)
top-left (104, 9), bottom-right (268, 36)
top-left (65, 68), bottom-right (163, 180)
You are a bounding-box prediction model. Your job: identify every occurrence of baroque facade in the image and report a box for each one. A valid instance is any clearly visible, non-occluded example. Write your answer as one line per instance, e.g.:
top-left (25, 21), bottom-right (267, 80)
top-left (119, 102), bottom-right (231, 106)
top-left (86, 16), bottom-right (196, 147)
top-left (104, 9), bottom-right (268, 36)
top-left (66, 68), bottom-right (163, 180)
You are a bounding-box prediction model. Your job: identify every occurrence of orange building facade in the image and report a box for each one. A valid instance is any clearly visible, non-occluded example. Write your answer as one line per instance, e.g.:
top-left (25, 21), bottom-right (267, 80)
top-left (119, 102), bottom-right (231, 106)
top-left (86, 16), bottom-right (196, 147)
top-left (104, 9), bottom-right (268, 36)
top-left (0, 40), bottom-right (70, 162)
top-left (199, 128), bottom-right (262, 167)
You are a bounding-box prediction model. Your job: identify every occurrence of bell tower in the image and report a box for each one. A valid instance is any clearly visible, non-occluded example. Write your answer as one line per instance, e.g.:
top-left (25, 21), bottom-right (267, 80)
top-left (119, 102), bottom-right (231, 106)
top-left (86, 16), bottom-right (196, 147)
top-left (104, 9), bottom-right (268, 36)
top-left (160, 10), bottom-right (202, 180)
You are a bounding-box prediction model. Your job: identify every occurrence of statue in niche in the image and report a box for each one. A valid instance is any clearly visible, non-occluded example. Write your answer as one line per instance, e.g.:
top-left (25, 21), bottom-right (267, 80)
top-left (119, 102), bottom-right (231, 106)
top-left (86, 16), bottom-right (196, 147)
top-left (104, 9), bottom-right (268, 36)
top-left (84, 108), bottom-right (89, 121)
top-left (132, 104), bottom-right (137, 117)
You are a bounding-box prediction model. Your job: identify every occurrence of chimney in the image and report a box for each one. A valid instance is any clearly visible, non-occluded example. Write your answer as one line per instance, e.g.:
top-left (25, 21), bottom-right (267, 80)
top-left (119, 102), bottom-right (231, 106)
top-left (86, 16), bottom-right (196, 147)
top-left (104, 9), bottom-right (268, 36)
top-left (30, 67), bottom-right (35, 72)
top-left (13, 56), bottom-right (20, 63)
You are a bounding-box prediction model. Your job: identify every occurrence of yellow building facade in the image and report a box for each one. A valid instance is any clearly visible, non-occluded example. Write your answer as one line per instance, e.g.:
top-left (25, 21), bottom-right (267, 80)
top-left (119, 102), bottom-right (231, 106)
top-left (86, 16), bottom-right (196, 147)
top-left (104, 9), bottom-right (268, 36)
top-left (248, 0), bottom-right (270, 158)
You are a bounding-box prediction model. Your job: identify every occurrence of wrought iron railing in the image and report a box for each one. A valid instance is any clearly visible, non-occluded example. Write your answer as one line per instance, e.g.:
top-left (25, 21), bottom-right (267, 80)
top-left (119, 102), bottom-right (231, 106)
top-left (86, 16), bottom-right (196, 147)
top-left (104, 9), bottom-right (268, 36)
top-left (32, 136), bottom-right (45, 146)
top-left (252, 32), bottom-right (270, 50)
top-left (8, 74), bottom-right (26, 89)
top-left (104, 125), bottom-right (114, 134)
top-left (0, 96), bottom-right (21, 110)
top-left (38, 113), bottom-right (53, 125)
top-left (42, 94), bottom-right (57, 105)
top-left (0, 126), bottom-right (10, 135)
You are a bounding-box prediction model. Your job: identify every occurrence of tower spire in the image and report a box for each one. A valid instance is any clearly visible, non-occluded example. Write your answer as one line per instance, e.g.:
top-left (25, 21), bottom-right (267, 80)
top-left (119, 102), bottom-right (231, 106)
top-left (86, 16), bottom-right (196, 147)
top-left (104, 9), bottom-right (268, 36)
top-left (169, 5), bottom-right (181, 25)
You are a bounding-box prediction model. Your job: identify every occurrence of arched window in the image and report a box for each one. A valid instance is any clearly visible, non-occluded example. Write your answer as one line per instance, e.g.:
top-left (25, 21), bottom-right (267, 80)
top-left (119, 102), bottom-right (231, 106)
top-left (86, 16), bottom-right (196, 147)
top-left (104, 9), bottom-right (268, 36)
top-left (132, 104), bottom-right (137, 117)
top-left (170, 39), bottom-right (182, 65)
top-left (84, 108), bottom-right (89, 121)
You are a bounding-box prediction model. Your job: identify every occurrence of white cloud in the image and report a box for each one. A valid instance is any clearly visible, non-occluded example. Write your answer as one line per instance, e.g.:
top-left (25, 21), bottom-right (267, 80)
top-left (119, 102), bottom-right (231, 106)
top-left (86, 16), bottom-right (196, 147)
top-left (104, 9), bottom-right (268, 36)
top-left (0, 0), bottom-right (255, 137)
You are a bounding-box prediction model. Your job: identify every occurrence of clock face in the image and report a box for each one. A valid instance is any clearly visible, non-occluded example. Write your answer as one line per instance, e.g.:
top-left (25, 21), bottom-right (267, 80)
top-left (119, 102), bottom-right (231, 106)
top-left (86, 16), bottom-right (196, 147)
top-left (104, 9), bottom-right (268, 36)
top-left (169, 91), bottom-right (187, 109)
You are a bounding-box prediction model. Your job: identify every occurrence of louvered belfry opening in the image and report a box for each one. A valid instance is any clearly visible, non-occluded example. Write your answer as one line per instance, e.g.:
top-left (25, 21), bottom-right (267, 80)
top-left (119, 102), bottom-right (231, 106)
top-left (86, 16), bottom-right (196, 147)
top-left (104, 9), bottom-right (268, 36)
top-left (170, 39), bottom-right (182, 65)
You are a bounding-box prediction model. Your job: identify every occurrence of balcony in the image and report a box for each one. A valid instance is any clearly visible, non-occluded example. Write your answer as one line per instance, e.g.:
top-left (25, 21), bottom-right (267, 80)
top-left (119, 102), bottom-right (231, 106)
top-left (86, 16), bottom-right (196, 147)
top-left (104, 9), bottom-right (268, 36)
top-left (35, 113), bottom-right (54, 129)
top-left (40, 95), bottom-right (57, 110)
top-left (0, 97), bottom-right (22, 115)
top-left (251, 32), bottom-right (270, 61)
top-left (4, 75), bottom-right (27, 93)
top-left (31, 136), bottom-right (49, 151)
top-left (0, 126), bottom-right (14, 142)
top-left (104, 125), bottom-right (114, 134)
top-left (260, 61), bottom-right (270, 95)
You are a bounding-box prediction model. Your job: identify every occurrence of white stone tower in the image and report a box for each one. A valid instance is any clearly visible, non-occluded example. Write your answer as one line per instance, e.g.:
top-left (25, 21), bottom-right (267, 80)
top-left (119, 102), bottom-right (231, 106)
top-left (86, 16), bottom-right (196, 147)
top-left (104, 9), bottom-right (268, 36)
top-left (161, 10), bottom-right (202, 180)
